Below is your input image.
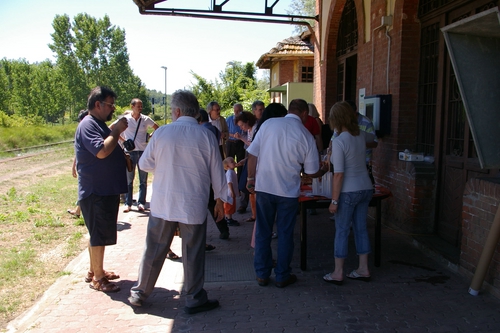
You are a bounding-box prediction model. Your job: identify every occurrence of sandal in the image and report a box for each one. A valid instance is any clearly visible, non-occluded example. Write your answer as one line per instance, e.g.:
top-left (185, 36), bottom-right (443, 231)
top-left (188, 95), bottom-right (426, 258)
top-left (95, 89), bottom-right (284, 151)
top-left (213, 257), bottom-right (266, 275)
top-left (85, 271), bottom-right (120, 283)
top-left (166, 251), bottom-right (180, 260)
top-left (244, 217), bottom-right (256, 222)
top-left (89, 277), bottom-right (120, 293)
top-left (323, 273), bottom-right (343, 285)
top-left (346, 270), bottom-right (371, 282)
top-left (67, 209), bottom-right (80, 218)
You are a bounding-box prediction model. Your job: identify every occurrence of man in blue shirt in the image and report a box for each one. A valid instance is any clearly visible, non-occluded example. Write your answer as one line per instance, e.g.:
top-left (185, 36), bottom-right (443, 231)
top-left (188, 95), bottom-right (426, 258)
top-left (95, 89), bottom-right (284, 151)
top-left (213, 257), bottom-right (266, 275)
top-left (75, 86), bottom-right (128, 293)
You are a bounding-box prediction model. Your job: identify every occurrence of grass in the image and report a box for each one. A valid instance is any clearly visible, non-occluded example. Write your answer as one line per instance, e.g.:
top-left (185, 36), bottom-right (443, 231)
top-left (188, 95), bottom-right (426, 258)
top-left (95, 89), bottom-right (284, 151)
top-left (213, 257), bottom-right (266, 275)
top-left (0, 124), bottom-right (77, 152)
top-left (0, 145), bottom-right (90, 328)
top-left (0, 143), bottom-right (146, 329)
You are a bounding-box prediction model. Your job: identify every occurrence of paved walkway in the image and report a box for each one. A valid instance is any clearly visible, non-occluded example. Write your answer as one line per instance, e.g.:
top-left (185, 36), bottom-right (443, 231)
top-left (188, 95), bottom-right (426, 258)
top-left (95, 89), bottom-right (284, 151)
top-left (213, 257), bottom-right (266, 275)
top-left (7, 192), bottom-right (500, 332)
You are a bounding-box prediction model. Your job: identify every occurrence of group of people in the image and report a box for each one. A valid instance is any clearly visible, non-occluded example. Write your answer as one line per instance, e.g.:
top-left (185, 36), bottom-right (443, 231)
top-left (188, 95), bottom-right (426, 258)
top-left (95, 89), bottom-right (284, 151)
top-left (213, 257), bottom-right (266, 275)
top-left (74, 85), bottom-right (378, 315)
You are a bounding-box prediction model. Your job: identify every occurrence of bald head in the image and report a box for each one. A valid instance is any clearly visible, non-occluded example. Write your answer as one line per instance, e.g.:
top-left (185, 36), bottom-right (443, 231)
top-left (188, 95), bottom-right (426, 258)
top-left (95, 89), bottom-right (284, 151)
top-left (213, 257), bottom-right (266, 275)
top-left (288, 99), bottom-right (309, 123)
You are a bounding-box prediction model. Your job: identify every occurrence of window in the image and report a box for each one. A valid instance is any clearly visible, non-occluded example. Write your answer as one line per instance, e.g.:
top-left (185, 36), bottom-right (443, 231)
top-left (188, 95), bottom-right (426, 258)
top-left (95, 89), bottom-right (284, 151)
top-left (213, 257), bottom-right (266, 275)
top-left (416, 23), bottom-right (439, 155)
top-left (301, 66), bottom-right (313, 82)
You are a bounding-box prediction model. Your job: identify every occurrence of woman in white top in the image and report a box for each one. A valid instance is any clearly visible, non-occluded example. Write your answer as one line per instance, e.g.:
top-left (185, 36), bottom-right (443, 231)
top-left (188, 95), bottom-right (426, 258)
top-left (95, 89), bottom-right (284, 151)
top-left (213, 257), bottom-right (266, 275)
top-left (323, 101), bottom-right (374, 285)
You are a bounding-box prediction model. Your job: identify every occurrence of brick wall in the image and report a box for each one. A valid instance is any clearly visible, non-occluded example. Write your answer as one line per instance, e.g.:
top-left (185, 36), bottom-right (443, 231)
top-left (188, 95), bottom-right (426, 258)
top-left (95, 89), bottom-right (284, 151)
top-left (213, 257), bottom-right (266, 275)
top-left (377, 160), bottom-right (437, 234)
top-left (461, 178), bottom-right (500, 293)
top-left (314, 0), bottom-right (500, 297)
top-left (279, 61), bottom-right (296, 86)
top-left (317, 0), bottom-right (426, 234)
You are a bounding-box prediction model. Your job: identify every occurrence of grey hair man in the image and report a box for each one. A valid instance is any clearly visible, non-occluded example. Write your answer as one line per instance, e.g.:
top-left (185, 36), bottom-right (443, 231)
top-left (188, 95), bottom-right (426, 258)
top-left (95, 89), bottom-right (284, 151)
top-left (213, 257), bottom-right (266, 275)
top-left (129, 90), bottom-right (227, 314)
top-left (251, 100), bottom-right (265, 121)
top-left (206, 101), bottom-right (229, 159)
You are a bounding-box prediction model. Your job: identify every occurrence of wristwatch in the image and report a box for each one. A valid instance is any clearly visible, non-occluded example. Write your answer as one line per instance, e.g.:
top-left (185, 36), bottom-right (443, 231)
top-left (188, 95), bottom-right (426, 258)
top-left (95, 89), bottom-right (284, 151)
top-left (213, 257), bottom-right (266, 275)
top-left (331, 199), bottom-right (338, 205)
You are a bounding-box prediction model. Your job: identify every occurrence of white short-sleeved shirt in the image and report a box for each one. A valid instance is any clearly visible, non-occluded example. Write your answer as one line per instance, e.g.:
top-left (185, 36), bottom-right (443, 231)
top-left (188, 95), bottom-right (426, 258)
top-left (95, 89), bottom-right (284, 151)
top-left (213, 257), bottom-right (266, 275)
top-left (330, 131), bottom-right (373, 193)
top-left (246, 114), bottom-right (319, 198)
top-left (139, 116), bottom-right (227, 224)
top-left (225, 169), bottom-right (239, 205)
top-left (119, 113), bottom-right (156, 152)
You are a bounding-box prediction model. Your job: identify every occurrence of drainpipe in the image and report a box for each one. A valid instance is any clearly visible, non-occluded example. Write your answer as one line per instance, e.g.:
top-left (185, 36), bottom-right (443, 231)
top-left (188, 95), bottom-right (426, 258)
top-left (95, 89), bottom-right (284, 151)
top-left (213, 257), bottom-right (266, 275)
top-left (468, 204), bottom-right (500, 296)
top-left (385, 27), bottom-right (392, 93)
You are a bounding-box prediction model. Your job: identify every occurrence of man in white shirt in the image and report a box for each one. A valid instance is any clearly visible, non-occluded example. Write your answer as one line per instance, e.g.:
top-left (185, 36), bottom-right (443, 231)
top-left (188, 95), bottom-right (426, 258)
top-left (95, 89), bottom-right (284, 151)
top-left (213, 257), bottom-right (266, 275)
top-left (246, 99), bottom-right (328, 288)
top-left (118, 98), bottom-right (159, 212)
top-left (129, 90), bottom-right (227, 314)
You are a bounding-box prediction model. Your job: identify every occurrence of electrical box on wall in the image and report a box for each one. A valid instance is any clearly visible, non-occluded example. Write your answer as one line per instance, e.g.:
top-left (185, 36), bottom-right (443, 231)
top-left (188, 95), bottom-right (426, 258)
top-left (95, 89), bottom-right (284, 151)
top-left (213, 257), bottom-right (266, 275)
top-left (360, 94), bottom-right (391, 137)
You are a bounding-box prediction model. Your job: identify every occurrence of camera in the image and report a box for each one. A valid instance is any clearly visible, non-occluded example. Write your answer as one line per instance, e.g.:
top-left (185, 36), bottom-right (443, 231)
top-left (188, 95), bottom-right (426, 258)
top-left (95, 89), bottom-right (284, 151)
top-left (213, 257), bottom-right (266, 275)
top-left (123, 139), bottom-right (135, 151)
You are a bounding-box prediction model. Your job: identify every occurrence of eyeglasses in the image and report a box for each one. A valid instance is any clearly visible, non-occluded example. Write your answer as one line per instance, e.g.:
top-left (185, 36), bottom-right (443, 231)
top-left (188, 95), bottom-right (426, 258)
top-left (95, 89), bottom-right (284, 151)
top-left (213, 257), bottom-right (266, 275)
top-left (101, 101), bottom-right (116, 108)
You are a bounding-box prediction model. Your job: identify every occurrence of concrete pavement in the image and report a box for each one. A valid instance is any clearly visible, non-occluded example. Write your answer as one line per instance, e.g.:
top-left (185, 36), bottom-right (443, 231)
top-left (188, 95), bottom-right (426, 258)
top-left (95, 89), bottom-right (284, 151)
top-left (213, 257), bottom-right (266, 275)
top-left (6, 192), bottom-right (500, 332)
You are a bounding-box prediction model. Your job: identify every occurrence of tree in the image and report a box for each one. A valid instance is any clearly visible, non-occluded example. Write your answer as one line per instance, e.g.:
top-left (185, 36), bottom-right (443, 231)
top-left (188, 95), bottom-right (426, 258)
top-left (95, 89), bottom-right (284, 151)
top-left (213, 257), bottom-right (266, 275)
top-left (49, 14), bottom-right (150, 115)
top-left (287, 0), bottom-right (316, 33)
top-left (49, 14), bottom-right (87, 119)
top-left (190, 71), bottom-right (218, 110)
top-left (190, 62), bottom-right (270, 114)
top-left (30, 61), bottom-right (68, 123)
top-left (0, 59), bottom-right (69, 124)
top-left (5, 59), bottom-right (33, 118)
top-left (0, 62), bottom-right (9, 113)
top-left (0, 14), bottom-right (153, 125)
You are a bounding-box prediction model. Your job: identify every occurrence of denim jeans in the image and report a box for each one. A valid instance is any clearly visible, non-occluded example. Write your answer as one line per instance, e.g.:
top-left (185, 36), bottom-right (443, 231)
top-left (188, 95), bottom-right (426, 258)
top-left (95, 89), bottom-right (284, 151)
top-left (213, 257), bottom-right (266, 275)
top-left (334, 189), bottom-right (373, 258)
top-left (126, 150), bottom-right (148, 206)
top-left (254, 192), bottom-right (298, 282)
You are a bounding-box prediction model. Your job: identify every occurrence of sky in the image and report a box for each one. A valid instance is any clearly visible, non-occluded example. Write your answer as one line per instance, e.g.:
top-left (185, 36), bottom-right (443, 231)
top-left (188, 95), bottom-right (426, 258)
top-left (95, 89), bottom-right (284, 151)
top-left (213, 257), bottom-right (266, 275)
top-left (0, 0), bottom-right (299, 93)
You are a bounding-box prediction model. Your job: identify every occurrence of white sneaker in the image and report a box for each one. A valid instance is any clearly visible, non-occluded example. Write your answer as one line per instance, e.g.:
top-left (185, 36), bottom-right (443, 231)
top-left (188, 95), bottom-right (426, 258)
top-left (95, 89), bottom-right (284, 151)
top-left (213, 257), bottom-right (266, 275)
top-left (137, 204), bottom-right (145, 212)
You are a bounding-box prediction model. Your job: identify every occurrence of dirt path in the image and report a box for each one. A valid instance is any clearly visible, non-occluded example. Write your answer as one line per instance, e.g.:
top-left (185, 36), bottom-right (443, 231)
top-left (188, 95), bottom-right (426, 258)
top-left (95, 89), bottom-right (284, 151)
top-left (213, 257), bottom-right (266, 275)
top-left (0, 148), bottom-right (73, 195)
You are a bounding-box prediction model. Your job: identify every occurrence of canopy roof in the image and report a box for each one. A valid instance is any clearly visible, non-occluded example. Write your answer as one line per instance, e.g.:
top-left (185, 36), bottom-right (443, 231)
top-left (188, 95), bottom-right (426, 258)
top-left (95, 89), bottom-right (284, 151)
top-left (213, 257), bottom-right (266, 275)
top-left (256, 31), bottom-right (314, 69)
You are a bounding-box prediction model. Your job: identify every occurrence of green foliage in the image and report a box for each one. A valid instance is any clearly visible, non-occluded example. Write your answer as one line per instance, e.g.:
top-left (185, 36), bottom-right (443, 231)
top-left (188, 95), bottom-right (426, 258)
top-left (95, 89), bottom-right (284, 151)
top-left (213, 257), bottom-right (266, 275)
top-left (190, 61), bottom-right (270, 114)
top-left (49, 13), bottom-right (151, 113)
top-left (0, 12), bottom-right (277, 128)
top-left (287, 0), bottom-right (317, 33)
top-left (0, 126), bottom-right (73, 150)
top-left (0, 13), bottom-right (151, 125)
top-left (0, 115), bottom-right (77, 151)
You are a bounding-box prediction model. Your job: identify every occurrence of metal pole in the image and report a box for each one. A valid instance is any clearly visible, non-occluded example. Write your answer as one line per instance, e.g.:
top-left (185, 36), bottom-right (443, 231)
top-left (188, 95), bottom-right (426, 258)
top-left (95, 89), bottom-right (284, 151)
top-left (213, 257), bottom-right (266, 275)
top-left (161, 66), bottom-right (167, 125)
top-left (227, 61), bottom-right (235, 101)
top-left (469, 204), bottom-right (500, 296)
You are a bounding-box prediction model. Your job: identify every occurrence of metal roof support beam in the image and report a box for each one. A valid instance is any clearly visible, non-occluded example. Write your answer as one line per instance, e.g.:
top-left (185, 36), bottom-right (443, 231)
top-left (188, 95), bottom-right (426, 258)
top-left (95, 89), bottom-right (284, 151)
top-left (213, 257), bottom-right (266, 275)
top-left (133, 0), bottom-right (318, 30)
top-left (213, 0), bottom-right (230, 13)
top-left (265, 0), bottom-right (280, 15)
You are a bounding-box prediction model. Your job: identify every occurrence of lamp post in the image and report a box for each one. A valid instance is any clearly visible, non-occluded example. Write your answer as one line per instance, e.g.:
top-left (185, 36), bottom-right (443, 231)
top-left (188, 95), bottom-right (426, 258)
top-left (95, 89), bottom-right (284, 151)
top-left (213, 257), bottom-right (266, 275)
top-left (227, 61), bottom-right (235, 85)
top-left (161, 66), bottom-right (167, 125)
top-left (227, 61), bottom-right (235, 102)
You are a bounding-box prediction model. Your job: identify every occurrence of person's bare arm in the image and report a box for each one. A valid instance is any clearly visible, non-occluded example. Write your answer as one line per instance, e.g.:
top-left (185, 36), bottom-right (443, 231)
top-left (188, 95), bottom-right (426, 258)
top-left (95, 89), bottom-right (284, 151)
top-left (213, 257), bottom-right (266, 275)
top-left (306, 161), bottom-right (329, 178)
top-left (329, 172), bottom-right (344, 214)
top-left (72, 158), bottom-right (77, 178)
top-left (213, 198), bottom-right (225, 222)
